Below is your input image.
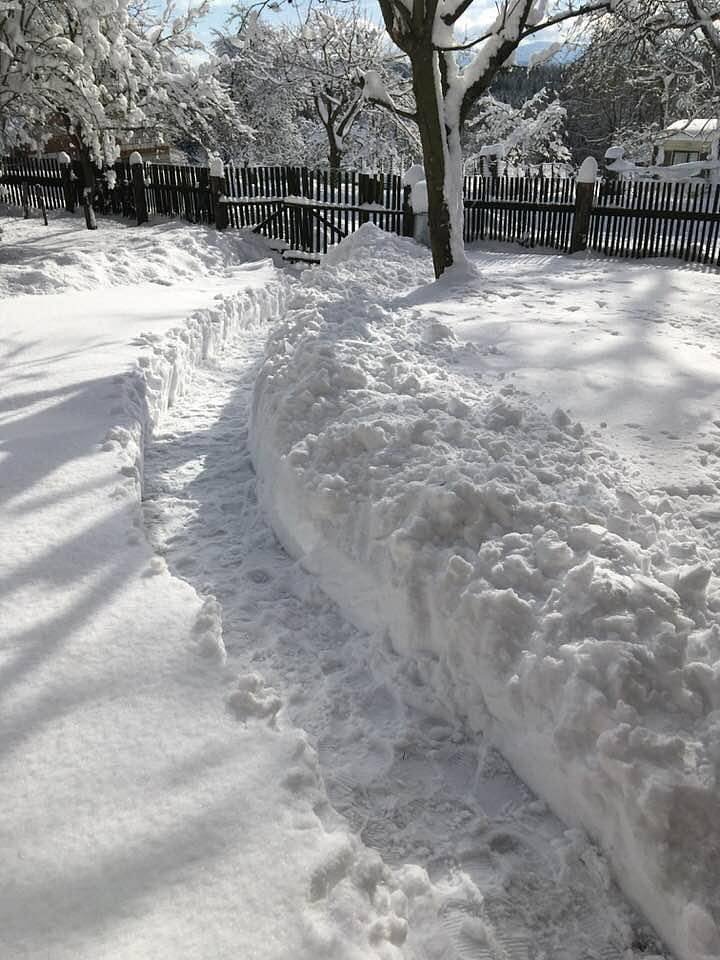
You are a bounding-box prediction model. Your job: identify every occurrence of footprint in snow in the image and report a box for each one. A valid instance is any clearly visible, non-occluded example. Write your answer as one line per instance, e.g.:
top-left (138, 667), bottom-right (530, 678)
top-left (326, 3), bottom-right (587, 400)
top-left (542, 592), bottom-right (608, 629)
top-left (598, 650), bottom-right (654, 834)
top-left (246, 568), bottom-right (272, 584)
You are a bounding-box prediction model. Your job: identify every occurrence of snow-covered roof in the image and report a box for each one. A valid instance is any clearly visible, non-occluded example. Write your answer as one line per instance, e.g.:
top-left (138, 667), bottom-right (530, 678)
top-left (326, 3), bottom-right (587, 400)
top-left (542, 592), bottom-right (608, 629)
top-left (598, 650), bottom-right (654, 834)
top-left (665, 119), bottom-right (719, 140)
top-left (479, 142), bottom-right (506, 158)
top-left (604, 146), bottom-right (624, 160)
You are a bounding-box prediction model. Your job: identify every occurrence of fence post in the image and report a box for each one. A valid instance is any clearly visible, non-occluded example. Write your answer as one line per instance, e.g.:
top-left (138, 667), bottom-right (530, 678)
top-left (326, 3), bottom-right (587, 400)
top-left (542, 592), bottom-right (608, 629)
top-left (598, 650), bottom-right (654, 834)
top-left (58, 152), bottom-right (75, 212)
top-left (286, 167), bottom-right (300, 249)
top-left (36, 183), bottom-right (48, 226)
top-left (401, 184), bottom-right (414, 237)
top-left (402, 165), bottom-right (426, 244)
top-left (129, 151), bottom-right (148, 226)
top-left (197, 166), bottom-right (211, 224)
top-left (82, 186), bottom-right (98, 230)
top-left (209, 157), bottom-right (228, 230)
top-left (359, 173), bottom-right (370, 225)
top-left (570, 156), bottom-right (598, 253)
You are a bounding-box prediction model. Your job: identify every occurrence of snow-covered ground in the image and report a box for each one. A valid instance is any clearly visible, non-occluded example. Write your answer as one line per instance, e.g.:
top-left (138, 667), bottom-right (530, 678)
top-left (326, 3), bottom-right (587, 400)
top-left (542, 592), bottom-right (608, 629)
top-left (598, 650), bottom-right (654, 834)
top-left (141, 286), bottom-right (660, 960)
top-left (3, 211), bottom-right (719, 960)
top-left (252, 227), bottom-right (720, 960)
top-left (0, 213), bottom-right (424, 960)
top-left (416, 246), bottom-right (720, 492)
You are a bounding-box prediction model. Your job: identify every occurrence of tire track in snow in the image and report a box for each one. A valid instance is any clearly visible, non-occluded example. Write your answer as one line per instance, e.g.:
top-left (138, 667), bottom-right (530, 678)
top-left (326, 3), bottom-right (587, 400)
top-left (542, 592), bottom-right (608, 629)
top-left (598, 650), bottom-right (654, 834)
top-left (141, 326), bottom-right (670, 960)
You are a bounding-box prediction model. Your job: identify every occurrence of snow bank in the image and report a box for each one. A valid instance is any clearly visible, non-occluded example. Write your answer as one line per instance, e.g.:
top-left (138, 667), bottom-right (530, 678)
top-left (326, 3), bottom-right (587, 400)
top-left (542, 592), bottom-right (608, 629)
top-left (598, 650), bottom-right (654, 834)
top-left (0, 209), bottom-right (274, 297)
top-left (251, 225), bottom-right (720, 960)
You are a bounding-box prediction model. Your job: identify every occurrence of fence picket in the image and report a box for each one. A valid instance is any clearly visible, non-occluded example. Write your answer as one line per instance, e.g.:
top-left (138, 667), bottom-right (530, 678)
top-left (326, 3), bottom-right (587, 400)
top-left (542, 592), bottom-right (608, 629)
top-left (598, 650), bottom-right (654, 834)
top-left (3, 157), bottom-right (720, 267)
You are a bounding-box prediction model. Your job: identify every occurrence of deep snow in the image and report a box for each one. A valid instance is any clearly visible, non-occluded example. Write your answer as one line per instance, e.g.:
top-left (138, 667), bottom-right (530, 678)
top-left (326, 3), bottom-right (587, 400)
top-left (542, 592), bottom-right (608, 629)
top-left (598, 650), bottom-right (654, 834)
top-left (141, 296), bottom-right (659, 960)
top-left (251, 225), bottom-right (720, 960)
top-left (3, 210), bottom-right (718, 960)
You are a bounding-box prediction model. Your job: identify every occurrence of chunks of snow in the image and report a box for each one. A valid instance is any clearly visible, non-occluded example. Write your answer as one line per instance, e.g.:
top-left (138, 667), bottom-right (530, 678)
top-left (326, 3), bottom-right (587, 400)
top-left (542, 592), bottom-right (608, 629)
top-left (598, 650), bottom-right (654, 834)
top-left (360, 69), bottom-right (394, 109)
top-left (252, 225), bottom-right (720, 960)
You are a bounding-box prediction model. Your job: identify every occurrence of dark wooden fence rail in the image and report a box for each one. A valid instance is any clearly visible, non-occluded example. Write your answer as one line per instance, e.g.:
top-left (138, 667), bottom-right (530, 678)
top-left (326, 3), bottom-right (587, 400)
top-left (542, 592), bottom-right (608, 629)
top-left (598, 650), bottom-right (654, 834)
top-left (590, 179), bottom-right (720, 266)
top-left (463, 176), bottom-right (577, 250)
top-left (1, 156), bottom-right (66, 210)
top-left (463, 176), bottom-right (720, 267)
top-left (3, 156), bottom-right (719, 267)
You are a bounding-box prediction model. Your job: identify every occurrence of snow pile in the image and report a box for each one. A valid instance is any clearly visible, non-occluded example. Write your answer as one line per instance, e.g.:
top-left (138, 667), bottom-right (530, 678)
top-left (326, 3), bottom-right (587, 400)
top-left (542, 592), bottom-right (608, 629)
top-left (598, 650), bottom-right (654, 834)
top-left (251, 225), bottom-right (720, 960)
top-left (0, 210), bottom-right (274, 297)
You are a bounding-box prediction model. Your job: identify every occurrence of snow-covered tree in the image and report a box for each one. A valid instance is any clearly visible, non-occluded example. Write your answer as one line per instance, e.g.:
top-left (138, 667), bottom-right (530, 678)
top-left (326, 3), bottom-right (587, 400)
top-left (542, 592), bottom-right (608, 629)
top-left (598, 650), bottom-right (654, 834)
top-left (122, 2), bottom-right (245, 158)
top-left (364, 0), bottom-right (616, 276)
top-left (220, 3), bottom-right (415, 172)
top-left (565, 0), bottom-right (719, 161)
top-left (0, 0), bottom-right (242, 168)
top-left (464, 89), bottom-right (570, 167)
top-left (0, 0), bottom-right (122, 159)
top-left (280, 6), bottom-right (409, 173)
top-left (214, 12), bottom-right (307, 163)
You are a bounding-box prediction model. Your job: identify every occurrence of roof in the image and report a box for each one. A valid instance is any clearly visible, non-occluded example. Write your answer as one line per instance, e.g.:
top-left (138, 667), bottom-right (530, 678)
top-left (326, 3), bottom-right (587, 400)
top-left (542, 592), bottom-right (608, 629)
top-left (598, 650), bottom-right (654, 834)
top-left (665, 119), bottom-right (719, 139)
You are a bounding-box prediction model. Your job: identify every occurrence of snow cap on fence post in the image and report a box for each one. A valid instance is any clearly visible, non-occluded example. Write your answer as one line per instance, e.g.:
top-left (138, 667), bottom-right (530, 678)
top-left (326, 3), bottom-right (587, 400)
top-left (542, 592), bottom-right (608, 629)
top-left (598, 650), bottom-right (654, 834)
top-left (577, 156), bottom-right (598, 184)
top-left (410, 179), bottom-right (428, 214)
top-left (57, 151), bottom-right (71, 166)
top-left (402, 166), bottom-right (429, 247)
top-left (129, 151), bottom-right (143, 167)
top-left (209, 156), bottom-right (228, 231)
top-left (402, 164), bottom-right (425, 188)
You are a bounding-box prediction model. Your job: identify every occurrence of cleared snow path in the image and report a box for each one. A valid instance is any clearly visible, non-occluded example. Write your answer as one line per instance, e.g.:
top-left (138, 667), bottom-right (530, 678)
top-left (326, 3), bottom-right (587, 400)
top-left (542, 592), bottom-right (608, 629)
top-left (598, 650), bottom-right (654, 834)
top-left (142, 312), bottom-right (667, 960)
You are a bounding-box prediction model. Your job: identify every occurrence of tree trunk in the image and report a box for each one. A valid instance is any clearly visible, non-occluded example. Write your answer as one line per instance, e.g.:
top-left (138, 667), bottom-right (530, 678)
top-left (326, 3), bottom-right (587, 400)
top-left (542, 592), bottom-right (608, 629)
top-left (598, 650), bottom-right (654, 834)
top-left (78, 143), bottom-right (98, 230)
top-left (328, 133), bottom-right (342, 190)
top-left (410, 50), bottom-right (466, 279)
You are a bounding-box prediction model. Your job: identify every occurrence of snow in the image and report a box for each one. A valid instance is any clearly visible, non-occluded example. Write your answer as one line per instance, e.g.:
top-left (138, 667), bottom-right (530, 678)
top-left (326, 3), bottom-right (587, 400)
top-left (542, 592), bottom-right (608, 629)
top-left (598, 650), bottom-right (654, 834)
top-left (666, 119), bottom-right (719, 139)
top-left (401, 164), bottom-right (424, 188)
top-left (0, 210), bottom-right (270, 298)
top-left (577, 156), bottom-right (598, 183)
top-left (605, 146), bottom-right (625, 160)
top-left (409, 179), bottom-right (428, 214)
top-left (251, 224), bottom-right (720, 960)
top-left (6, 209), bottom-right (720, 960)
top-left (653, 160), bottom-right (720, 180)
top-left (141, 225), bottom-right (673, 960)
top-left (361, 69), bottom-right (394, 109)
top-left (0, 213), bottom-right (424, 960)
top-left (479, 143), bottom-right (506, 158)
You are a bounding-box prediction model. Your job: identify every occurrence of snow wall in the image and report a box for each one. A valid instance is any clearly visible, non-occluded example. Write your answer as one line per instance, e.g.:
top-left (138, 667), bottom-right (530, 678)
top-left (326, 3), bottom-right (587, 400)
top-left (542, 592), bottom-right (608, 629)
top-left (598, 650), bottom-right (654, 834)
top-left (251, 225), bottom-right (720, 960)
top-left (112, 276), bottom-right (287, 493)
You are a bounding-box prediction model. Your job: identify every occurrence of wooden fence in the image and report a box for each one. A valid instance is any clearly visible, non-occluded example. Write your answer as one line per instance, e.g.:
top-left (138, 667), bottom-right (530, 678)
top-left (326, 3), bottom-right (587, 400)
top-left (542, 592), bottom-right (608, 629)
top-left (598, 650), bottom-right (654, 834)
top-left (463, 175), bottom-right (577, 250)
top-left (3, 155), bottom-right (720, 268)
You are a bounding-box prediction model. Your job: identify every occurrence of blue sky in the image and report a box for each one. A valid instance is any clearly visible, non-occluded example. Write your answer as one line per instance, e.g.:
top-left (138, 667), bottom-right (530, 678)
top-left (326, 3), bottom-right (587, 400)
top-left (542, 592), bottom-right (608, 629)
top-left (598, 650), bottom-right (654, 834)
top-left (196, 1), bottom-right (235, 46)
top-left (193, 0), bottom-right (562, 52)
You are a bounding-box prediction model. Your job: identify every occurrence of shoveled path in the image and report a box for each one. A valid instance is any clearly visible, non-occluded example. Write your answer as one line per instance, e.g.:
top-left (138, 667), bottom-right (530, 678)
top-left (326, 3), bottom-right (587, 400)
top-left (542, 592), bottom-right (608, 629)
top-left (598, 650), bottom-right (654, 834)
top-left (142, 321), bottom-right (669, 960)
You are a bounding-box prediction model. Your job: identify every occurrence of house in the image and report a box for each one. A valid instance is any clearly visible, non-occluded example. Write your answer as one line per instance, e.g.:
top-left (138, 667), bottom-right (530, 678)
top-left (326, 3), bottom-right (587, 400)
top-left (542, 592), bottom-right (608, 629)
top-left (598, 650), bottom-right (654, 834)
top-left (657, 119), bottom-right (719, 165)
top-left (117, 140), bottom-right (189, 164)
